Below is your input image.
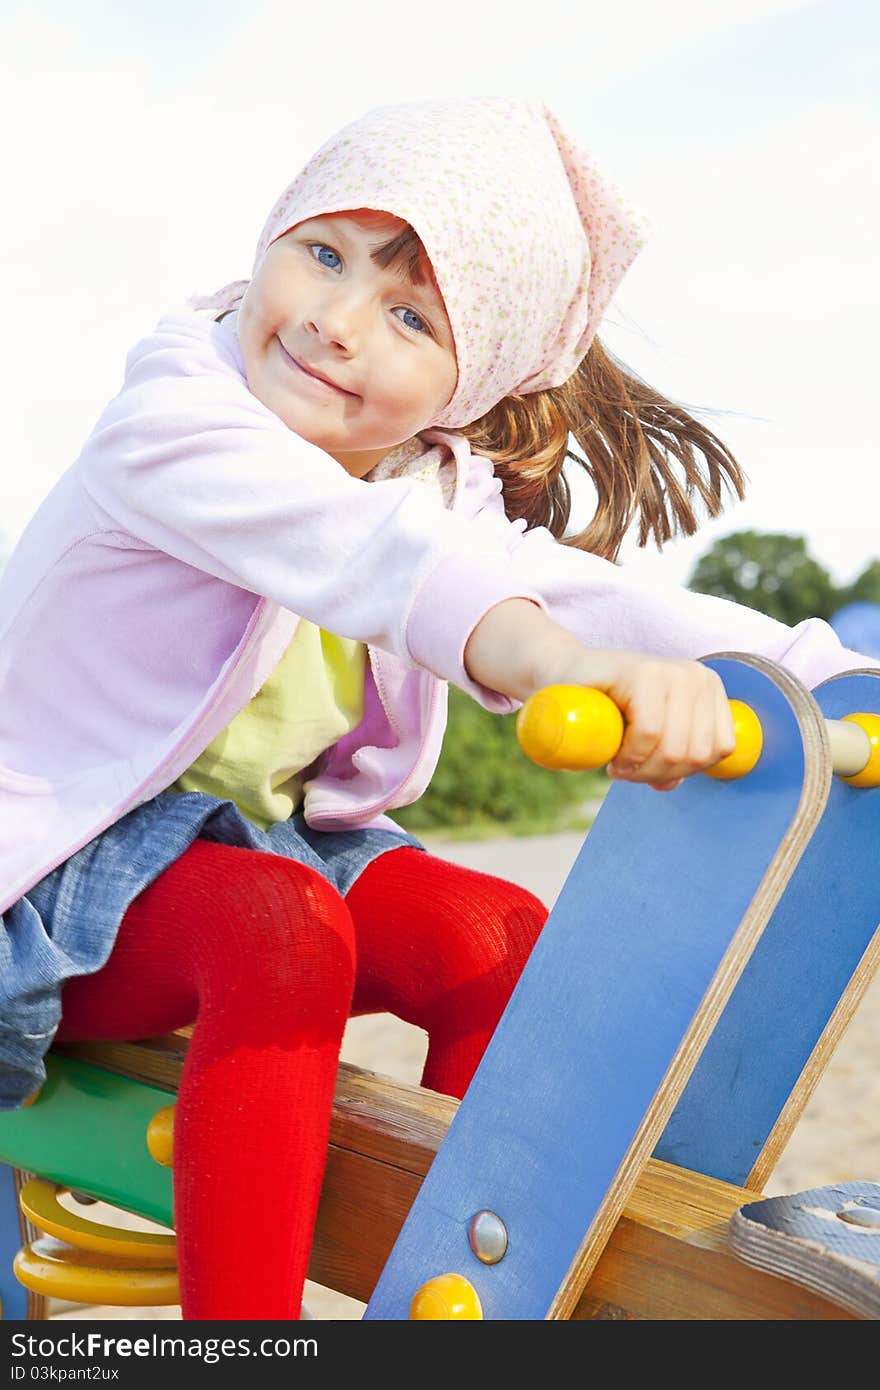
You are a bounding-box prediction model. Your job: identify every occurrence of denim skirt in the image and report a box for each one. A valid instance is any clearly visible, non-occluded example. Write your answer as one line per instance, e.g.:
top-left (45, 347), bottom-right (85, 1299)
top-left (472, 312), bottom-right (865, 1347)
top-left (0, 790), bottom-right (425, 1109)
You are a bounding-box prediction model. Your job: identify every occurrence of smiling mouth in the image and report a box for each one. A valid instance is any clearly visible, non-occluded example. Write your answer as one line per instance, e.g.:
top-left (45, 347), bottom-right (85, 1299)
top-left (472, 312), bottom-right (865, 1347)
top-left (278, 340), bottom-right (356, 396)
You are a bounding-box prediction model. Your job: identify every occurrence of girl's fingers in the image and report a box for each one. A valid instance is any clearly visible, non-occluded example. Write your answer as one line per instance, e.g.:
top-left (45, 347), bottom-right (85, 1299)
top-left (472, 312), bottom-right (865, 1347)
top-left (612, 684), bottom-right (696, 784)
top-left (607, 689), bottom-right (667, 778)
top-left (716, 695), bottom-right (738, 761)
top-left (641, 685), bottom-right (703, 783)
top-left (608, 669), bottom-right (734, 788)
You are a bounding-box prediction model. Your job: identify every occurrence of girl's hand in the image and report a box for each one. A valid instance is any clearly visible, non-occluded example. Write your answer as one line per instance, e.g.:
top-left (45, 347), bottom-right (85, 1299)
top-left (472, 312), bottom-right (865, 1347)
top-left (464, 599), bottom-right (736, 791)
top-left (569, 649), bottom-right (736, 791)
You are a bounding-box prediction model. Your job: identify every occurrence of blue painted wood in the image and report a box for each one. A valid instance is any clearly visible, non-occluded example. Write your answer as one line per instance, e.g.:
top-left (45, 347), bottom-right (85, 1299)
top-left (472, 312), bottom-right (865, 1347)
top-left (0, 1163), bottom-right (29, 1319)
top-left (656, 670), bottom-right (880, 1186)
top-left (729, 1182), bottom-right (880, 1319)
top-left (364, 657), bottom-right (827, 1319)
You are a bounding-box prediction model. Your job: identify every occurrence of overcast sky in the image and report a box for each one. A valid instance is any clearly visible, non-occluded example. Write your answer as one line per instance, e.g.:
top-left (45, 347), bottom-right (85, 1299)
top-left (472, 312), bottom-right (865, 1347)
top-left (2, 0), bottom-right (877, 595)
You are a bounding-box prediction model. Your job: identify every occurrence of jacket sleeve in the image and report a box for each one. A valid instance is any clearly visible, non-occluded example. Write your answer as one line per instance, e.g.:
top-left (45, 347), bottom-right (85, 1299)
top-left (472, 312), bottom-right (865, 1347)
top-left (465, 485), bottom-right (880, 691)
top-left (77, 315), bottom-right (544, 712)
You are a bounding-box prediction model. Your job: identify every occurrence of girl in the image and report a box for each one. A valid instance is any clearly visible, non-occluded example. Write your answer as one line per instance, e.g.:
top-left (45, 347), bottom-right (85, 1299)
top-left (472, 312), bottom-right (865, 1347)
top-left (0, 98), bottom-right (874, 1321)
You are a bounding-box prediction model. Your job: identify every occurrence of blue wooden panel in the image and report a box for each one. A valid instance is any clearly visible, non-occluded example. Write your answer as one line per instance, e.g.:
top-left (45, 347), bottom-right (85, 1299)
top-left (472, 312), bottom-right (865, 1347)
top-left (657, 671), bottom-right (880, 1186)
top-left (365, 657), bottom-right (826, 1319)
top-left (0, 1163), bottom-right (29, 1319)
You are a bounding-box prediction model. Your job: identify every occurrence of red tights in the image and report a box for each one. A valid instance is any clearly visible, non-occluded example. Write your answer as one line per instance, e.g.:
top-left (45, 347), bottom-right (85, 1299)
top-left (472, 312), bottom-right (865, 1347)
top-left (56, 841), bottom-right (546, 1320)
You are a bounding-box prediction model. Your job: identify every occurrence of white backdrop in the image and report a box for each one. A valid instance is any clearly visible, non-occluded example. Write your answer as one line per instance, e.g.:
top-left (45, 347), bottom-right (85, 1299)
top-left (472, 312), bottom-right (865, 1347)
top-left (2, 0), bottom-right (877, 591)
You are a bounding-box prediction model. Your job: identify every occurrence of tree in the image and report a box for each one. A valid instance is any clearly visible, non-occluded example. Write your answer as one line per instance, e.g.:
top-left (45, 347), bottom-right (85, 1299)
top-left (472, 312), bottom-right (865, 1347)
top-left (839, 560), bottom-right (880, 608)
top-left (687, 531), bottom-right (837, 624)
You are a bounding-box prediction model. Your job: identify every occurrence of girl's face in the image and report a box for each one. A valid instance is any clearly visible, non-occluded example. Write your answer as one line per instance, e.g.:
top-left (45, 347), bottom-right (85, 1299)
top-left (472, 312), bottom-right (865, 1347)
top-left (237, 210), bottom-right (458, 478)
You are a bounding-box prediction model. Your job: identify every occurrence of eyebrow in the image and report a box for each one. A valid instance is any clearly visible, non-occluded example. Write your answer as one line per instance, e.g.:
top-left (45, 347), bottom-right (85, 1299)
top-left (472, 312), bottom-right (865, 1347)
top-left (300, 216), bottom-right (453, 342)
top-left (370, 227), bottom-right (427, 286)
top-left (304, 215), bottom-right (430, 290)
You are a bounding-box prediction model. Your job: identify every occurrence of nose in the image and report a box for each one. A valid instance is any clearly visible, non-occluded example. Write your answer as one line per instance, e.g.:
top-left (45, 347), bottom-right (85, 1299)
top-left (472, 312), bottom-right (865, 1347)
top-left (305, 284), bottom-right (369, 354)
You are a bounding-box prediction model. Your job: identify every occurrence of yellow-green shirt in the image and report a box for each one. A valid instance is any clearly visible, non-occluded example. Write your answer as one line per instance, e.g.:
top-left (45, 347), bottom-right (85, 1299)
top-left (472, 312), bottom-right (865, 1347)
top-left (172, 621), bottom-right (366, 830)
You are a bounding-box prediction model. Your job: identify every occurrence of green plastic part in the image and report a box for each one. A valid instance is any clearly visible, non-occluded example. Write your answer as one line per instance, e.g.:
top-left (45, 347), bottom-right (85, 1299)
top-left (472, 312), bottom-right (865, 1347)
top-left (0, 1056), bottom-right (174, 1229)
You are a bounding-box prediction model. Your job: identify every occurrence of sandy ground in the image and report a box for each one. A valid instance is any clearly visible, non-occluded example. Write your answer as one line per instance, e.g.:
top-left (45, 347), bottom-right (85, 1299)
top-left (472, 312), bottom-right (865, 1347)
top-left (48, 826), bottom-right (880, 1322)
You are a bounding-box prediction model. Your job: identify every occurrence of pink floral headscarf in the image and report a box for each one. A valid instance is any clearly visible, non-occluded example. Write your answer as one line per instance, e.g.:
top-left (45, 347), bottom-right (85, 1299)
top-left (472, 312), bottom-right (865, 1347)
top-left (195, 98), bottom-right (650, 429)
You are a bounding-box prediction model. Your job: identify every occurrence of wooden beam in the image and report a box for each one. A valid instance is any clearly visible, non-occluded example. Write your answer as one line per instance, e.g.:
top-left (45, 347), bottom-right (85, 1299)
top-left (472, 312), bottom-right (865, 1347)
top-left (53, 1036), bottom-right (854, 1320)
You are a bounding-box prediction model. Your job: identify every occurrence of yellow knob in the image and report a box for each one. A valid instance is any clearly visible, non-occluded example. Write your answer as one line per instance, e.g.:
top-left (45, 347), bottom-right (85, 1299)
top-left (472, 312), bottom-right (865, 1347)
top-left (704, 699), bottom-right (764, 781)
top-left (146, 1106), bottom-right (175, 1167)
top-left (516, 685), bottom-right (624, 771)
top-left (517, 686), bottom-right (765, 782)
top-left (838, 712), bottom-right (880, 788)
top-left (409, 1273), bottom-right (483, 1320)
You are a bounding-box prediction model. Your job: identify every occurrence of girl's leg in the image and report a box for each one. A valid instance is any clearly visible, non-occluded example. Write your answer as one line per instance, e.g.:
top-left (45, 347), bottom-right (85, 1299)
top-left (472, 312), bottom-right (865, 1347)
top-left (56, 839), bottom-right (356, 1321)
top-left (346, 847), bottom-right (547, 1099)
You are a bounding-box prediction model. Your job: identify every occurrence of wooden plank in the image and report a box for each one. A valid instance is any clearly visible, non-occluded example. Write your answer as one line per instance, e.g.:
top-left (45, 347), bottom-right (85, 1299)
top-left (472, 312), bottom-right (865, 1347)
top-left (656, 670), bottom-right (880, 1188)
top-left (48, 1041), bottom-right (854, 1317)
top-left (311, 1138), bottom-right (856, 1319)
top-left (53, 1038), bottom-right (454, 1177)
top-left (362, 655), bottom-right (830, 1319)
top-left (573, 1166), bottom-right (855, 1321)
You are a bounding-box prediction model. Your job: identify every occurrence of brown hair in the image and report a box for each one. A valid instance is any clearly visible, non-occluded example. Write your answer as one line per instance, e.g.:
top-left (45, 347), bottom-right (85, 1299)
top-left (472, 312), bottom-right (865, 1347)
top-left (457, 339), bottom-right (747, 561)
top-left (366, 219), bottom-right (746, 558)
top-left (371, 225), bottom-right (429, 285)
top-left (356, 209), bottom-right (431, 286)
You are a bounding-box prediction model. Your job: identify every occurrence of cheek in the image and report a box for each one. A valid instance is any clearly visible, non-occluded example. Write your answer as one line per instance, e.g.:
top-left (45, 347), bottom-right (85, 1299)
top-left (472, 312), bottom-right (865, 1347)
top-left (409, 352), bottom-right (455, 410)
top-left (235, 297), bottom-right (259, 383)
top-left (257, 285), bottom-right (285, 338)
top-left (238, 285), bottom-right (270, 361)
top-left (245, 266), bottom-right (293, 337)
top-left (420, 358), bottom-right (457, 419)
top-left (437, 358), bottom-right (458, 410)
top-left (363, 362), bottom-right (423, 421)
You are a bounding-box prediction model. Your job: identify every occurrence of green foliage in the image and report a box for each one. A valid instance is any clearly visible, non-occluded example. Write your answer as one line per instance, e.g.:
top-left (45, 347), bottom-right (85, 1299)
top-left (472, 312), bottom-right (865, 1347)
top-left (840, 560), bottom-right (880, 608)
top-left (688, 531), bottom-right (839, 624)
top-left (689, 530), bottom-right (880, 627)
top-left (394, 684), bottom-right (606, 834)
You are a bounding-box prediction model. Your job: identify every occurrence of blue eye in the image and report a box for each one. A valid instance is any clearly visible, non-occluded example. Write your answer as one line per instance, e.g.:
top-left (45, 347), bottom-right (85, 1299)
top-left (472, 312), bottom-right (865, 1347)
top-left (309, 243), bottom-right (342, 271)
top-left (394, 307), bottom-right (428, 334)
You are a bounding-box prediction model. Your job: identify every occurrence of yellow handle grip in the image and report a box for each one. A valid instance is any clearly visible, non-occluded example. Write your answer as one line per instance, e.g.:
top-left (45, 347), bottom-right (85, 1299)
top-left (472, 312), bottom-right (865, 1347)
top-left (515, 685), bottom-right (624, 772)
top-left (515, 686), bottom-right (763, 780)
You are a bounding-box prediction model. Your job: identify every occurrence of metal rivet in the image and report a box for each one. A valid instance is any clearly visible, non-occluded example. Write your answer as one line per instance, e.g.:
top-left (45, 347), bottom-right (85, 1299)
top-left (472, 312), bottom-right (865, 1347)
top-left (837, 1205), bottom-right (880, 1229)
top-left (468, 1209), bottom-right (508, 1265)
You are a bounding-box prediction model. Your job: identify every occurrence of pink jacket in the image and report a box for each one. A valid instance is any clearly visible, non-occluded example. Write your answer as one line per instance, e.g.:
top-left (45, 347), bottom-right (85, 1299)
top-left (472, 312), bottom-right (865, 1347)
top-left (0, 312), bottom-right (873, 916)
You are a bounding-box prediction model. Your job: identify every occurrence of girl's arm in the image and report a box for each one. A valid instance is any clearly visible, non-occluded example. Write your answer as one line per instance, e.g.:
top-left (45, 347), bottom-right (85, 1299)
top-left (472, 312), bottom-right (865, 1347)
top-left (460, 478), bottom-right (878, 692)
top-left (462, 484), bottom-right (878, 788)
top-left (464, 597), bottom-right (736, 791)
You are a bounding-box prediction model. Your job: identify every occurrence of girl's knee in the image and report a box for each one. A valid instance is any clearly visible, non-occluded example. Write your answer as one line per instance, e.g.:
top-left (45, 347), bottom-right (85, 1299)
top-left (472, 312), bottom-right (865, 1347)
top-left (454, 875), bottom-right (547, 976)
top-left (414, 878), bottom-right (547, 1050)
top-left (412, 877), bottom-right (547, 1013)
